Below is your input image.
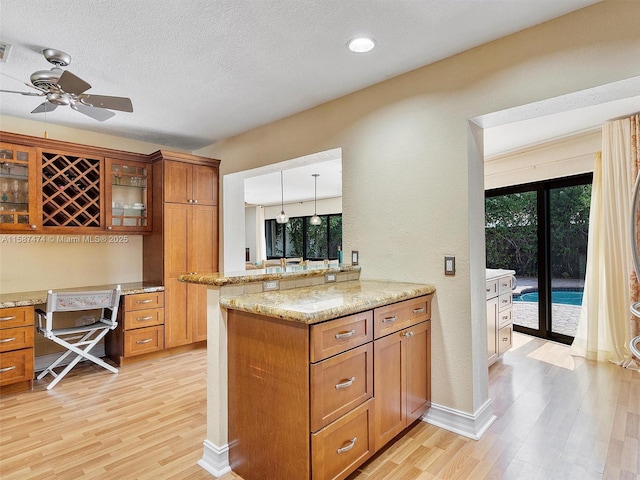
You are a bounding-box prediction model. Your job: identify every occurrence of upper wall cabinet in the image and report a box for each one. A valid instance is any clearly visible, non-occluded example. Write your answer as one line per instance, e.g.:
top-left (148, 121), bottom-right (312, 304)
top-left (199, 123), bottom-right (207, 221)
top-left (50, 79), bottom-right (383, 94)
top-left (105, 158), bottom-right (151, 232)
top-left (160, 153), bottom-right (218, 206)
top-left (0, 142), bottom-right (39, 231)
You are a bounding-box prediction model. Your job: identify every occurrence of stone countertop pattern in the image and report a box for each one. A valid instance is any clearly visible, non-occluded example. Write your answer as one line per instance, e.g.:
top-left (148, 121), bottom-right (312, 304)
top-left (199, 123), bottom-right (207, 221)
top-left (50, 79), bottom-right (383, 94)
top-left (0, 282), bottom-right (164, 309)
top-left (179, 264), bottom-right (360, 286)
top-left (219, 279), bottom-right (436, 324)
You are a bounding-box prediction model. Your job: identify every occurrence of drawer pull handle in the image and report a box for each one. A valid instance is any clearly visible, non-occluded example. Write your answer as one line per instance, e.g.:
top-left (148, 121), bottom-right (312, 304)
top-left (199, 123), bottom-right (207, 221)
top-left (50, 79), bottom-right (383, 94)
top-left (0, 365), bottom-right (16, 373)
top-left (502, 337), bottom-right (509, 342)
top-left (136, 299), bottom-right (153, 304)
top-left (403, 331), bottom-right (414, 337)
top-left (382, 316), bottom-right (397, 324)
top-left (0, 337), bottom-right (16, 343)
top-left (335, 377), bottom-right (355, 389)
top-left (136, 316), bottom-right (154, 321)
top-left (337, 437), bottom-right (357, 454)
top-left (0, 316), bottom-right (17, 321)
top-left (501, 299), bottom-right (509, 304)
top-left (501, 315), bottom-right (509, 320)
top-left (486, 288), bottom-right (491, 293)
top-left (136, 339), bottom-right (153, 344)
top-left (413, 307), bottom-right (425, 314)
top-left (335, 330), bottom-right (355, 339)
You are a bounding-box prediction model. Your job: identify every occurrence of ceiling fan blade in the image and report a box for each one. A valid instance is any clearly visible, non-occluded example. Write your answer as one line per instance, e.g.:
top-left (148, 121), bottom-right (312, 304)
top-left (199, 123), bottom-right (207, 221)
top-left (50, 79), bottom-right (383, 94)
top-left (80, 94), bottom-right (133, 112)
top-left (0, 89), bottom-right (43, 97)
top-left (72, 103), bottom-right (116, 122)
top-left (57, 70), bottom-right (91, 95)
top-left (31, 102), bottom-right (58, 114)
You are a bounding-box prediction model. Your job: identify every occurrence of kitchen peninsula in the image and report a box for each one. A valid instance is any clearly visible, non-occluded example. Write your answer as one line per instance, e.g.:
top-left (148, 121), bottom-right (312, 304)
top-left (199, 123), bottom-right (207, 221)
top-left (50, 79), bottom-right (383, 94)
top-left (179, 266), bottom-right (435, 479)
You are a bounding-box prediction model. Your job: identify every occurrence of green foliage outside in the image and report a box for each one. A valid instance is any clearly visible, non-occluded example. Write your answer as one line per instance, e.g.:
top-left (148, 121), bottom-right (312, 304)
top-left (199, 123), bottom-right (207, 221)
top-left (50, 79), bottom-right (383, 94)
top-left (485, 184), bottom-right (591, 279)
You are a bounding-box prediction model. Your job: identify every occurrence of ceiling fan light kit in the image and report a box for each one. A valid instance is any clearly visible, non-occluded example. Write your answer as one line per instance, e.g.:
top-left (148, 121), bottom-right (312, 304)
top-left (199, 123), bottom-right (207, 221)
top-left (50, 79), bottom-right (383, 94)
top-left (0, 48), bottom-right (133, 122)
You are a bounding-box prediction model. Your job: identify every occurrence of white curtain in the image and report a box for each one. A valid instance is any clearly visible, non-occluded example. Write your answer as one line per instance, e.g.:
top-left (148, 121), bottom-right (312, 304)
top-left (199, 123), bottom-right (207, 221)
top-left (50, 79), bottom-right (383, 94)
top-left (572, 117), bottom-right (639, 369)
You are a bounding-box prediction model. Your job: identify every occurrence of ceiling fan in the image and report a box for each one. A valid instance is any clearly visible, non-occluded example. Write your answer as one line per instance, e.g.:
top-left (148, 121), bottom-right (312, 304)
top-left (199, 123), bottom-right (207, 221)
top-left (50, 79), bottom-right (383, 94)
top-left (0, 48), bottom-right (133, 122)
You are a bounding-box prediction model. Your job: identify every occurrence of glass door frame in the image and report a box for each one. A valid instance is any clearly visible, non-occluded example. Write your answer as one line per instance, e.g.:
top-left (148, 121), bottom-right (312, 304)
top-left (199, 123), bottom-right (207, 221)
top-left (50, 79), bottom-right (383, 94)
top-left (486, 172), bottom-right (592, 345)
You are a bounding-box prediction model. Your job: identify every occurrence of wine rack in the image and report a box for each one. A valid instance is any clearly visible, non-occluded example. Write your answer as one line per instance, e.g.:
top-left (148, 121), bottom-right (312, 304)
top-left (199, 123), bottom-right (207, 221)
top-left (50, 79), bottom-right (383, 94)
top-left (41, 151), bottom-right (102, 228)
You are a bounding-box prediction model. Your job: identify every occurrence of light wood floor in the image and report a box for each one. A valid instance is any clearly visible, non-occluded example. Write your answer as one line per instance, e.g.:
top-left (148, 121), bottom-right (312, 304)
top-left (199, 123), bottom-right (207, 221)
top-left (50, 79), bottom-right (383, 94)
top-left (1, 333), bottom-right (638, 479)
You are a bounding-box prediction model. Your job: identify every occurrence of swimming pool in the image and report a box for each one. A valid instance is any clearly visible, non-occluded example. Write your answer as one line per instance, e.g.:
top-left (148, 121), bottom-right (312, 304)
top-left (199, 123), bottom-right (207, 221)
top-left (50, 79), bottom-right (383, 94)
top-left (514, 289), bottom-right (583, 306)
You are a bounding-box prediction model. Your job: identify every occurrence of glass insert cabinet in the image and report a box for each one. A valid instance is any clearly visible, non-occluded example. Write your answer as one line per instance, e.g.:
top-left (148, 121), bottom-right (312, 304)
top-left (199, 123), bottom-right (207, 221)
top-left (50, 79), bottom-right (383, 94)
top-left (106, 158), bottom-right (151, 232)
top-left (0, 142), bottom-right (38, 230)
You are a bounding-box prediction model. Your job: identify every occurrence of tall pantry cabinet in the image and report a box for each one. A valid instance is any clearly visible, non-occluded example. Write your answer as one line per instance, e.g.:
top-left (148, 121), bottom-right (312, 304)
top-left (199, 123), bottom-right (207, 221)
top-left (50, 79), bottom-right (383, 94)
top-left (143, 151), bottom-right (220, 348)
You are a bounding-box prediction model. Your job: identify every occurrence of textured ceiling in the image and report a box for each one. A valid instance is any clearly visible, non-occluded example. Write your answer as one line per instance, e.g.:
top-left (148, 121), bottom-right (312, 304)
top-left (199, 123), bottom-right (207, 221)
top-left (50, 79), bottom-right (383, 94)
top-left (0, 0), bottom-right (602, 151)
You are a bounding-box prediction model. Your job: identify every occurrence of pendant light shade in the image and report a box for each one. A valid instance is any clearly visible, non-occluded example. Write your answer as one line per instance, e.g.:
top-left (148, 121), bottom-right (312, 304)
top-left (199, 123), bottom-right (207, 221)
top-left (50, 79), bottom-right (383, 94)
top-left (310, 173), bottom-right (321, 225)
top-left (276, 171), bottom-right (288, 224)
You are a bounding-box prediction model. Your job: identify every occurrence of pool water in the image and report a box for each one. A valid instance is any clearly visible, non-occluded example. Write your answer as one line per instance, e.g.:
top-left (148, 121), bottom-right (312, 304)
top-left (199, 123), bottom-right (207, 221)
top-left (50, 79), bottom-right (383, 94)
top-left (514, 290), bottom-right (583, 306)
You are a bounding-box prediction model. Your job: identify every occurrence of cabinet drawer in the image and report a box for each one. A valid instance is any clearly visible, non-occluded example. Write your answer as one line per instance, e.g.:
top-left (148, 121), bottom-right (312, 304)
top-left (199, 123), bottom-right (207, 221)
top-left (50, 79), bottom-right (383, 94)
top-left (124, 292), bottom-right (165, 311)
top-left (0, 326), bottom-right (34, 353)
top-left (311, 399), bottom-right (374, 480)
top-left (498, 308), bottom-right (512, 328)
top-left (311, 343), bottom-right (373, 432)
top-left (0, 306), bottom-right (34, 329)
top-left (498, 324), bottom-right (512, 355)
top-left (310, 311), bottom-right (373, 362)
top-left (486, 280), bottom-right (498, 299)
top-left (123, 326), bottom-right (164, 356)
top-left (373, 296), bottom-right (430, 339)
top-left (0, 348), bottom-right (34, 386)
top-left (498, 276), bottom-right (513, 295)
top-left (498, 292), bottom-right (512, 311)
top-left (123, 307), bottom-right (164, 330)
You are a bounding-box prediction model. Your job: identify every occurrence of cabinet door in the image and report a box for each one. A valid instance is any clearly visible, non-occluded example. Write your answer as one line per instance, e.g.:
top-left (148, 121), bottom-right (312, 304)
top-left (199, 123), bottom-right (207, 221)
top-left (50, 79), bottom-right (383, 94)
top-left (373, 331), bottom-right (405, 450)
top-left (189, 205), bottom-right (218, 273)
top-left (487, 296), bottom-right (498, 364)
top-left (192, 164), bottom-right (218, 205)
top-left (105, 158), bottom-right (151, 232)
top-left (164, 160), bottom-right (192, 204)
top-left (164, 203), bottom-right (190, 348)
top-left (190, 283), bottom-right (208, 343)
top-left (0, 143), bottom-right (39, 231)
top-left (405, 321), bottom-right (431, 423)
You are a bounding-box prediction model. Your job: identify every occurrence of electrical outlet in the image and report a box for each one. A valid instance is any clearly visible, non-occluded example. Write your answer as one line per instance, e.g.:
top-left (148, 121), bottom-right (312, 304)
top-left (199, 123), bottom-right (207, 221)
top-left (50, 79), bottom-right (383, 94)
top-left (444, 255), bottom-right (455, 275)
top-left (351, 250), bottom-right (359, 266)
top-left (263, 280), bottom-right (279, 291)
top-left (325, 274), bottom-right (336, 283)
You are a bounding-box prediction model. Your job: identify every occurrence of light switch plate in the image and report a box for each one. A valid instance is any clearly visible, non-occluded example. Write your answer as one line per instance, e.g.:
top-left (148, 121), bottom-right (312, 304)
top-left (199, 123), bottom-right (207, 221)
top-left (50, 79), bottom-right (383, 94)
top-left (351, 250), bottom-right (359, 266)
top-left (444, 255), bottom-right (455, 275)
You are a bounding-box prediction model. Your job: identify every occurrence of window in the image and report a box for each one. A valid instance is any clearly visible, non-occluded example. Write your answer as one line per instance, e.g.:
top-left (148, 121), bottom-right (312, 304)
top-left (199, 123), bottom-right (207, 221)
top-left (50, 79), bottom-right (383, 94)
top-left (265, 214), bottom-right (342, 260)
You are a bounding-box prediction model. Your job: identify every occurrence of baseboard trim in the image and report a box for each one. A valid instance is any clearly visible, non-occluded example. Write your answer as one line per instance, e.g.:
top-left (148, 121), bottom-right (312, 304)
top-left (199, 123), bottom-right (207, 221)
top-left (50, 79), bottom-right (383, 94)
top-left (35, 345), bottom-right (106, 372)
top-left (198, 439), bottom-right (231, 478)
top-left (422, 399), bottom-right (496, 440)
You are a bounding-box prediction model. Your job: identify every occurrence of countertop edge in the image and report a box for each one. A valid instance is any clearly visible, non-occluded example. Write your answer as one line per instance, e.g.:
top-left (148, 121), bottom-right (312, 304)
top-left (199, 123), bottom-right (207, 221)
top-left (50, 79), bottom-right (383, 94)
top-left (179, 265), bottom-right (361, 286)
top-left (220, 280), bottom-right (435, 324)
top-left (0, 283), bottom-right (164, 309)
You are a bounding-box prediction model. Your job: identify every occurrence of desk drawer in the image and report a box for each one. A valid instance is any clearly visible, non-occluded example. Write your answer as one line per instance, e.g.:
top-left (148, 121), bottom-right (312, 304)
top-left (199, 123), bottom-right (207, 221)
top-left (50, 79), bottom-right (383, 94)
top-left (124, 326), bottom-right (164, 356)
top-left (0, 306), bottom-right (34, 329)
top-left (498, 292), bottom-right (512, 311)
top-left (310, 311), bottom-right (372, 362)
top-left (310, 343), bottom-right (373, 432)
top-left (0, 326), bottom-right (34, 353)
top-left (374, 296), bottom-right (430, 339)
top-left (123, 307), bottom-right (164, 330)
top-left (0, 348), bottom-right (34, 386)
top-left (498, 308), bottom-right (512, 328)
top-left (311, 399), bottom-right (374, 480)
top-left (124, 292), bottom-right (164, 311)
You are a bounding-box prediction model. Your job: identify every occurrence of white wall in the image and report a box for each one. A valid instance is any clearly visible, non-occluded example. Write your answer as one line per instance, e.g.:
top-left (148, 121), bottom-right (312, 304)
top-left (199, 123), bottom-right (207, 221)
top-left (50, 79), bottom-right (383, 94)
top-left (196, 1), bottom-right (640, 420)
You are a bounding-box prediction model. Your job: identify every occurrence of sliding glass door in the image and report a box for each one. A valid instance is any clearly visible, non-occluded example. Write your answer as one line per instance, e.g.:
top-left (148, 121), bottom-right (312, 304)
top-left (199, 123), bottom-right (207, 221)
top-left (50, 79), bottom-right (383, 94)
top-left (485, 174), bottom-right (592, 344)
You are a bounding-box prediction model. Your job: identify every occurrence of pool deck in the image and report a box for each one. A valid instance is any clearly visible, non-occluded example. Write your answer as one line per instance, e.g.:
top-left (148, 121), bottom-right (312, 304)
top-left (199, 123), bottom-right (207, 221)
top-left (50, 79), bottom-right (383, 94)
top-left (511, 277), bottom-right (583, 337)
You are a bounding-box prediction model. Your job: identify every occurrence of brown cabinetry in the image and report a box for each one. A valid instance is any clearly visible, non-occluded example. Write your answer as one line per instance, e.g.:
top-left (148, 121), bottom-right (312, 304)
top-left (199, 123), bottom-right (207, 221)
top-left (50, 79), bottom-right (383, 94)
top-left (228, 295), bottom-right (431, 480)
top-left (144, 152), bottom-right (219, 349)
top-left (0, 142), bottom-right (39, 230)
top-left (106, 291), bottom-right (165, 365)
top-left (372, 297), bottom-right (431, 450)
top-left (105, 158), bottom-right (151, 232)
top-left (0, 306), bottom-right (34, 394)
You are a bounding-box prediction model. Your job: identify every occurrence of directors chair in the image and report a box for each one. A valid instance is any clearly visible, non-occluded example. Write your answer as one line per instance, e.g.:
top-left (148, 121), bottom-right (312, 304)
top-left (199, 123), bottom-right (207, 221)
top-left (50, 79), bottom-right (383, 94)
top-left (36, 285), bottom-right (122, 390)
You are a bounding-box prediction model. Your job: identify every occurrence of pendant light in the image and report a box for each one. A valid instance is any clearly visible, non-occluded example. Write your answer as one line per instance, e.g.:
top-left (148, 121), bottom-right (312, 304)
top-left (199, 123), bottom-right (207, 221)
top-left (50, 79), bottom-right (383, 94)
top-left (276, 171), bottom-right (288, 224)
top-left (310, 174), bottom-right (321, 225)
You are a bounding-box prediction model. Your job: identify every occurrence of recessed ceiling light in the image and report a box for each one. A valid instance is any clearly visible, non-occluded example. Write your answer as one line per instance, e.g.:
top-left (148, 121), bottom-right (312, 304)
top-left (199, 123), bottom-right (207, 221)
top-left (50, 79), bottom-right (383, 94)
top-left (347, 37), bottom-right (376, 53)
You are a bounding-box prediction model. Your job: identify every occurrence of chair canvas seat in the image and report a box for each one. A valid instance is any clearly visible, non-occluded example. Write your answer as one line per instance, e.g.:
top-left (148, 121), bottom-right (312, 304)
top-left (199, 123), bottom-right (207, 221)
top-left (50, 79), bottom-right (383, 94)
top-left (36, 286), bottom-right (121, 390)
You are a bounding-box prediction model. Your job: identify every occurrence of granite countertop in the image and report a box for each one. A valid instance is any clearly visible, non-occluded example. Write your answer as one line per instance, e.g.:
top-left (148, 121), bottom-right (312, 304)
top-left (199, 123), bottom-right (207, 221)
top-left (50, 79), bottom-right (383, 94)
top-left (486, 268), bottom-right (516, 280)
top-left (179, 264), bottom-right (360, 286)
top-left (219, 279), bottom-right (435, 324)
top-left (0, 282), bottom-right (164, 309)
